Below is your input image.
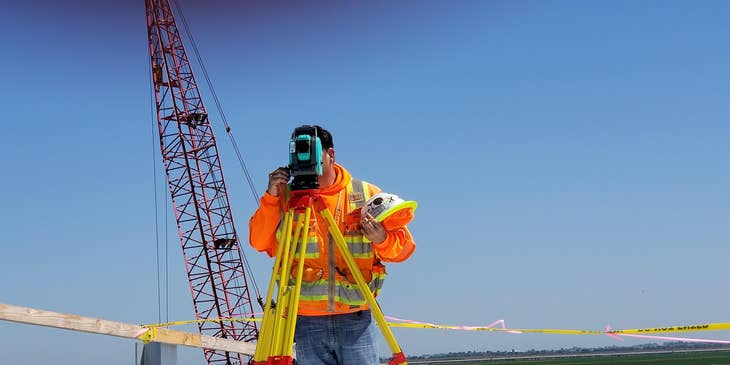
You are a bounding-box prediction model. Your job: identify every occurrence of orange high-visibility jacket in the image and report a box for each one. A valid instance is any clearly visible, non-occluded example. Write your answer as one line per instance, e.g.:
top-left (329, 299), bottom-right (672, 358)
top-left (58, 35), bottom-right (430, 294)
top-left (248, 163), bottom-right (415, 316)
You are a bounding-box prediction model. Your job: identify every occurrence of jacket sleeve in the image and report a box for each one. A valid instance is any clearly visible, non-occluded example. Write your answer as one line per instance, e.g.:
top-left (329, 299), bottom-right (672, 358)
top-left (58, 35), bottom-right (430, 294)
top-left (364, 183), bottom-right (416, 263)
top-left (248, 192), bottom-right (282, 257)
top-left (373, 226), bottom-right (416, 262)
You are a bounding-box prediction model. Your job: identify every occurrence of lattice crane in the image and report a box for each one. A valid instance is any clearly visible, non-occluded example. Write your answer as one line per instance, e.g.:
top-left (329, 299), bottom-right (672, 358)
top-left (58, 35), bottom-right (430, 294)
top-left (145, 0), bottom-right (258, 364)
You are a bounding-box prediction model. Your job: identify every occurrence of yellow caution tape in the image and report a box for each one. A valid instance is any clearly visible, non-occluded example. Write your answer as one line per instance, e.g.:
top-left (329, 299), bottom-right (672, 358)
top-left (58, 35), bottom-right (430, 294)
top-left (138, 326), bottom-right (158, 344)
top-left (608, 322), bottom-right (730, 335)
top-left (142, 317), bottom-right (730, 337)
top-left (142, 317), bottom-right (260, 329)
top-left (386, 321), bottom-right (730, 336)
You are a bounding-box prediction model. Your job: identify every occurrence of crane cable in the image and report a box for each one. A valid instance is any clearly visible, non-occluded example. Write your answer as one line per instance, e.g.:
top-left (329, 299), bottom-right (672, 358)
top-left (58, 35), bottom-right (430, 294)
top-left (171, 0), bottom-right (263, 304)
top-left (148, 52), bottom-right (169, 325)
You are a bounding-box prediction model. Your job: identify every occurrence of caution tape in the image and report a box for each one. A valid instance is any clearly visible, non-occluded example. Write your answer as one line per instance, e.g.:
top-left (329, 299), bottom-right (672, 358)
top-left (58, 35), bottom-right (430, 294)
top-left (137, 317), bottom-right (260, 343)
top-left (137, 326), bottom-right (158, 344)
top-left (140, 316), bottom-right (730, 344)
top-left (142, 317), bottom-right (260, 329)
top-left (607, 323), bottom-right (730, 335)
top-left (386, 317), bottom-right (730, 335)
top-left (383, 316), bottom-right (730, 344)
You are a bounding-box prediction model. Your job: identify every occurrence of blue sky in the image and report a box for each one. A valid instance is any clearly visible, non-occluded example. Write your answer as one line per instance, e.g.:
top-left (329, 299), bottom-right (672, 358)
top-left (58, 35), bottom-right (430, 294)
top-left (1, 0), bottom-right (728, 363)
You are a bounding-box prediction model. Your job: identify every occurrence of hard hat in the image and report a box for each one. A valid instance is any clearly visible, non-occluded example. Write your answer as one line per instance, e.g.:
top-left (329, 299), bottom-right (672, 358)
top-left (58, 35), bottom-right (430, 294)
top-left (362, 192), bottom-right (418, 230)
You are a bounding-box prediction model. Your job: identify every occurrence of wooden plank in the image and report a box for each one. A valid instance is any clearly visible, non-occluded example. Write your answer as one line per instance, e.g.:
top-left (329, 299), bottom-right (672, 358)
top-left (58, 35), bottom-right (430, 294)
top-left (0, 302), bottom-right (146, 338)
top-left (201, 335), bottom-right (257, 354)
top-left (0, 303), bottom-right (256, 355)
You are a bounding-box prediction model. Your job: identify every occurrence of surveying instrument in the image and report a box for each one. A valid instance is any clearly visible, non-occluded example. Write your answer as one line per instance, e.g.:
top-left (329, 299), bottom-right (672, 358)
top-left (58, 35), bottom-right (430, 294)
top-left (251, 126), bottom-right (407, 365)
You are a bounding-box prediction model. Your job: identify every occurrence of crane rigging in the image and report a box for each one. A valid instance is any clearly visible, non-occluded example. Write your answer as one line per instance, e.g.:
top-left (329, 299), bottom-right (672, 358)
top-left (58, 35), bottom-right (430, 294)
top-left (145, 0), bottom-right (258, 364)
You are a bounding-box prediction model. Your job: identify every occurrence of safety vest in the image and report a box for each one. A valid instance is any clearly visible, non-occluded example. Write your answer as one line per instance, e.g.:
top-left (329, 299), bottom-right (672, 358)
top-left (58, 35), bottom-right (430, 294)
top-left (275, 179), bottom-right (387, 315)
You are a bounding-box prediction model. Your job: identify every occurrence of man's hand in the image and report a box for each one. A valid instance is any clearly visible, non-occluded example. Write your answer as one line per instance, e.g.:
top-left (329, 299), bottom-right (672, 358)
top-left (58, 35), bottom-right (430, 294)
top-left (266, 167), bottom-right (290, 197)
top-left (361, 212), bottom-right (387, 243)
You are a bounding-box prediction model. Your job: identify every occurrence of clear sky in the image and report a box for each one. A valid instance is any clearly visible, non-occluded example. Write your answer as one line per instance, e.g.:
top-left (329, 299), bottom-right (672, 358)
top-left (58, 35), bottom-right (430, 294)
top-left (1, 0), bottom-right (728, 363)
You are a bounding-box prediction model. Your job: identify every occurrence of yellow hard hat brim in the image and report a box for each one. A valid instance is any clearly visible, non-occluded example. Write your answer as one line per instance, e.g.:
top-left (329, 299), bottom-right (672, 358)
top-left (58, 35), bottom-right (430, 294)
top-left (376, 201), bottom-right (418, 230)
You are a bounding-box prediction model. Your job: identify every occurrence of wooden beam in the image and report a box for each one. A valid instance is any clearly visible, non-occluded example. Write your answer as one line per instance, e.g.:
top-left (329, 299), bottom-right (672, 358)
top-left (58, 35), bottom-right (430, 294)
top-left (0, 303), bottom-right (256, 355)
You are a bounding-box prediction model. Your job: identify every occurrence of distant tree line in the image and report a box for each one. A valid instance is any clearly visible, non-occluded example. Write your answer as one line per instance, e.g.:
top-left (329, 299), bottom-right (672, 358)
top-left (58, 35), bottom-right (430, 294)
top-left (388, 341), bottom-right (730, 362)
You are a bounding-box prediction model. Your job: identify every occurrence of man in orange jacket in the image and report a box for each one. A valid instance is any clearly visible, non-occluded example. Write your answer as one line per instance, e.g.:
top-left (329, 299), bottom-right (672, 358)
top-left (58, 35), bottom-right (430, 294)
top-left (249, 125), bottom-right (415, 365)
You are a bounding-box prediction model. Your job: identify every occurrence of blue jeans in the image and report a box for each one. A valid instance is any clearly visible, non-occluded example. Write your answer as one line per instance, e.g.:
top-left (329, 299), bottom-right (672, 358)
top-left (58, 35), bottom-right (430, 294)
top-left (294, 310), bottom-right (379, 365)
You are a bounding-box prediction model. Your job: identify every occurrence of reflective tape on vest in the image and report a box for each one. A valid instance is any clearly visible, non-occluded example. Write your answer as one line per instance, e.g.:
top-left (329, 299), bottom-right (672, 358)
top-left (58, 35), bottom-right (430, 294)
top-left (276, 228), bottom-right (320, 259)
top-left (346, 240), bottom-right (373, 259)
top-left (348, 179), bottom-right (369, 211)
top-left (298, 273), bottom-right (387, 307)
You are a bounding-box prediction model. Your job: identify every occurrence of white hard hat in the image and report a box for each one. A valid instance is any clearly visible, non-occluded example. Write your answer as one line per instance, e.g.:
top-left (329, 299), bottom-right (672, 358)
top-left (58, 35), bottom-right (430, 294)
top-left (362, 192), bottom-right (418, 230)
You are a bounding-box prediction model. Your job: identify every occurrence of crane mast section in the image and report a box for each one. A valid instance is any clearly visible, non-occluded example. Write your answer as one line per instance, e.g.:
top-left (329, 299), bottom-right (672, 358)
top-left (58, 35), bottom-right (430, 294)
top-left (146, 0), bottom-right (257, 364)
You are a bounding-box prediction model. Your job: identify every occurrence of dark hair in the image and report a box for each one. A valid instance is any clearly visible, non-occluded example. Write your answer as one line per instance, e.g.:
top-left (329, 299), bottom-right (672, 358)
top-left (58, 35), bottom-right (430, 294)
top-left (315, 125), bottom-right (334, 150)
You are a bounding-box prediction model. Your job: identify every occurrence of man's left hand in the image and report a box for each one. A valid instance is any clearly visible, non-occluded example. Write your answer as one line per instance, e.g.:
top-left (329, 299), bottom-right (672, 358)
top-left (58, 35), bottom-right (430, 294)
top-left (361, 212), bottom-right (386, 243)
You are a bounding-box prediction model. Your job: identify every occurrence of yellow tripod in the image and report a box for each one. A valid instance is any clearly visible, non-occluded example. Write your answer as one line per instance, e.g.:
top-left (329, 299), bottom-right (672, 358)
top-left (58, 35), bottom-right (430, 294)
top-left (252, 189), bottom-right (407, 365)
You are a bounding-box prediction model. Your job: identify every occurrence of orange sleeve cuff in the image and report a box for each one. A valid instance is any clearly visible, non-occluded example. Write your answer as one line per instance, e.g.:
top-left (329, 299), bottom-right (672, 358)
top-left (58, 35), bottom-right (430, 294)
top-left (261, 191), bottom-right (280, 206)
top-left (372, 227), bottom-right (415, 263)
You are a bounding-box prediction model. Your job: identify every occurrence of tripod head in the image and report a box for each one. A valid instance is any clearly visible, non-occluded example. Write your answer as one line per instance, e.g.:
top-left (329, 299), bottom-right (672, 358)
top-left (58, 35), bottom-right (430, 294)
top-left (286, 188), bottom-right (320, 212)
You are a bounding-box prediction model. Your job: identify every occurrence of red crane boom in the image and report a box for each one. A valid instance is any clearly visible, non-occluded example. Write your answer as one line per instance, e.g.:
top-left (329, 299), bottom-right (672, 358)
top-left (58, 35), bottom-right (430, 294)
top-left (145, 0), bottom-right (258, 363)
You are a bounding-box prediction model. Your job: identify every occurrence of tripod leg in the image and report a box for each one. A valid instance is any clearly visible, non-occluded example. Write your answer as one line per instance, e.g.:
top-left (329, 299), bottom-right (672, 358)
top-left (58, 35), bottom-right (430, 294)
top-left (318, 207), bottom-right (407, 363)
top-left (270, 209), bottom-right (307, 356)
top-left (254, 207), bottom-right (310, 364)
top-left (253, 209), bottom-right (294, 363)
top-left (281, 206), bottom-right (312, 356)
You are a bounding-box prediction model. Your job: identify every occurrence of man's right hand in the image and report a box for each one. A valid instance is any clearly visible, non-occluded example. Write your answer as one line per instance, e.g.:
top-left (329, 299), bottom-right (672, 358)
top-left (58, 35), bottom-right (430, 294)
top-left (266, 167), bottom-right (290, 197)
